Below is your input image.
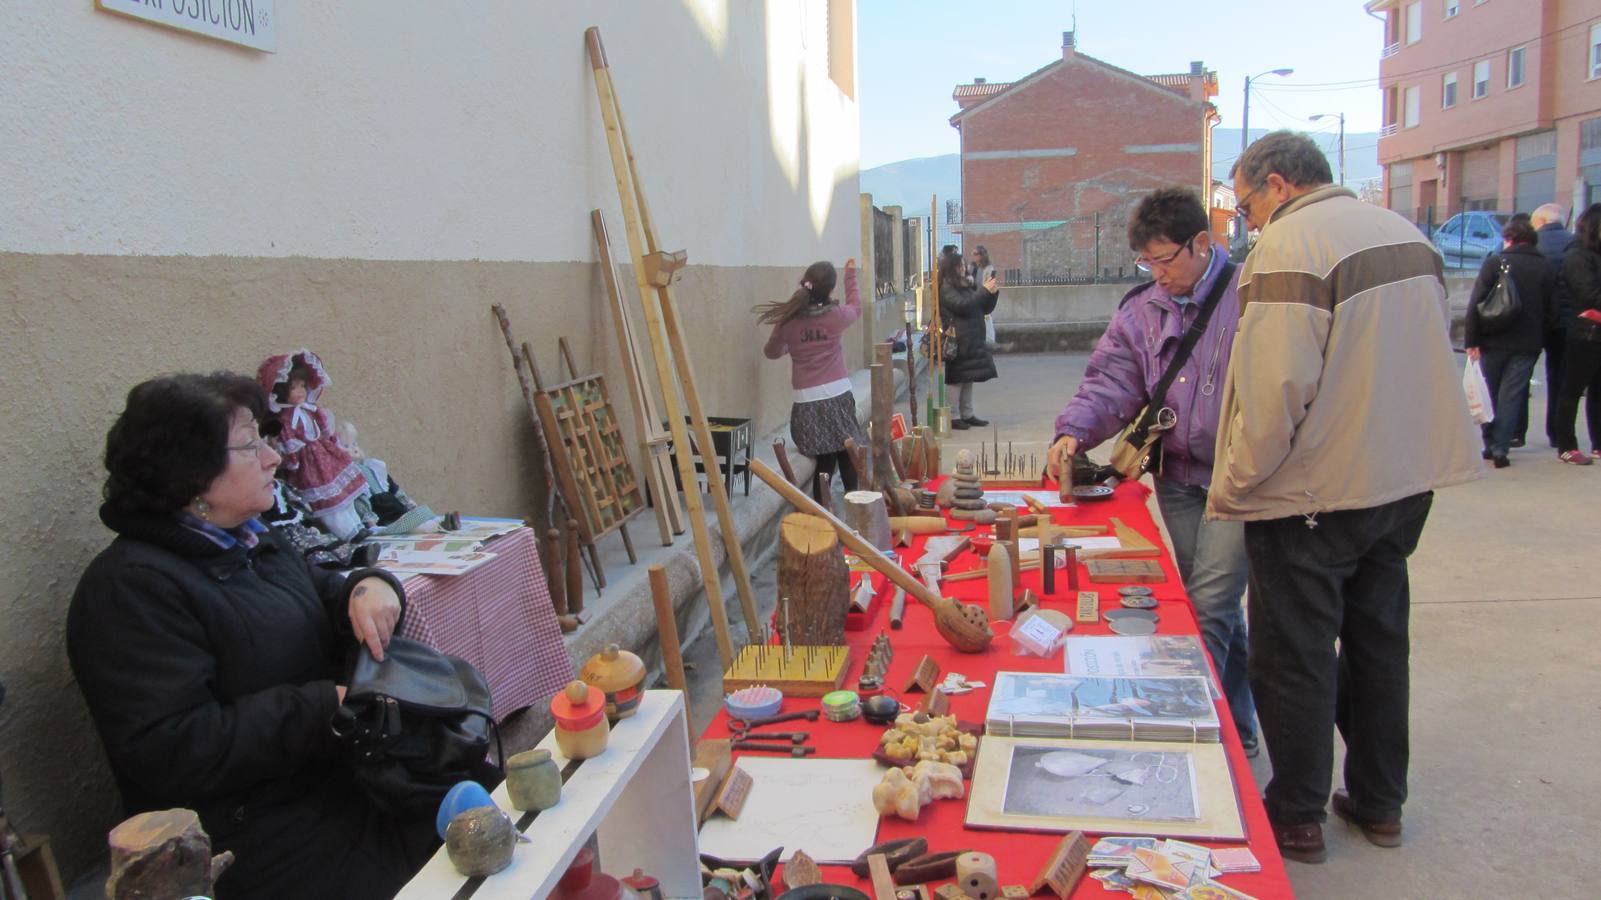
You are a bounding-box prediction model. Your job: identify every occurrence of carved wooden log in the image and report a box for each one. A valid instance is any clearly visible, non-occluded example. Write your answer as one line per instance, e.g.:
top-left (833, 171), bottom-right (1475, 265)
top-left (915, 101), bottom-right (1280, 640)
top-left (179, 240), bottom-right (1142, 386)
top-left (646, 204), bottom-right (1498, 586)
top-left (776, 513), bottom-right (851, 645)
top-left (843, 491), bottom-right (893, 552)
top-left (107, 809), bottom-right (233, 900)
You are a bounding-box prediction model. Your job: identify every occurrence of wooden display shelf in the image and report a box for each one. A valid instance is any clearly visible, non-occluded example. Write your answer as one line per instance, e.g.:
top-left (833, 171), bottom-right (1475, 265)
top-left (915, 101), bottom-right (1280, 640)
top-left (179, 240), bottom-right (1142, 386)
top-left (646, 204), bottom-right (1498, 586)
top-left (721, 644), bottom-right (851, 697)
top-left (397, 691), bottom-right (700, 899)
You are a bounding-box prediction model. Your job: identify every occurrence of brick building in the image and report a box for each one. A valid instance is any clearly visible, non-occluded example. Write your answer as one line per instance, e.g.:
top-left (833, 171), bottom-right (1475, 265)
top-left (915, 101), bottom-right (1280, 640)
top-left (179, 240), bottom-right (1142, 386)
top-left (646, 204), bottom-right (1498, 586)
top-left (1369, 0), bottom-right (1601, 225)
top-left (949, 32), bottom-right (1218, 281)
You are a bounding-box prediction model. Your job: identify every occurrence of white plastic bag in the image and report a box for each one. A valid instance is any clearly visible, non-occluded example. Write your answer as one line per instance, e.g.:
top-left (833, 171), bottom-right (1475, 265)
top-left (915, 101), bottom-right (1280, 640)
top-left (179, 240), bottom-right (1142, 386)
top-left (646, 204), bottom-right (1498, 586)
top-left (984, 314), bottom-right (997, 347)
top-left (1463, 358), bottom-right (1494, 425)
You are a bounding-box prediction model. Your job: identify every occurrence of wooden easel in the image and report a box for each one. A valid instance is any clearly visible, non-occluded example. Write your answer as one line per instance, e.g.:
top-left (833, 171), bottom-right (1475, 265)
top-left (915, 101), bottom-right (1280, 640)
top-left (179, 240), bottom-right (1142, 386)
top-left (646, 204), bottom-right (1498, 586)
top-left (592, 209), bottom-right (684, 545)
top-left (586, 26), bottom-right (760, 666)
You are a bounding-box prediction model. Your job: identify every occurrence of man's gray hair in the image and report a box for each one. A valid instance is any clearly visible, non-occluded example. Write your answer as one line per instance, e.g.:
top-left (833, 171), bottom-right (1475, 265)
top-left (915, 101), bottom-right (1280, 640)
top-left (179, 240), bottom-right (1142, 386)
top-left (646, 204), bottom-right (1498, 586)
top-left (1531, 203), bottom-right (1566, 229)
top-left (1229, 130), bottom-right (1333, 189)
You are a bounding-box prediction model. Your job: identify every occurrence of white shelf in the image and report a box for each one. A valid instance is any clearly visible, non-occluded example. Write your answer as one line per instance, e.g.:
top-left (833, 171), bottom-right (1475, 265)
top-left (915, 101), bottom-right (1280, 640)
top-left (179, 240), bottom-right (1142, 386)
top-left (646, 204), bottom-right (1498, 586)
top-left (397, 690), bottom-right (701, 900)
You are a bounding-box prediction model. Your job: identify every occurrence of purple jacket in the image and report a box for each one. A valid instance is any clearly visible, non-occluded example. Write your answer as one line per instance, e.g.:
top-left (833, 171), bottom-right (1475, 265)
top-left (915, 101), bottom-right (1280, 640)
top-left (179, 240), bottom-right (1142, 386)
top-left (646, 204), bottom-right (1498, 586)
top-left (1054, 253), bottom-right (1240, 487)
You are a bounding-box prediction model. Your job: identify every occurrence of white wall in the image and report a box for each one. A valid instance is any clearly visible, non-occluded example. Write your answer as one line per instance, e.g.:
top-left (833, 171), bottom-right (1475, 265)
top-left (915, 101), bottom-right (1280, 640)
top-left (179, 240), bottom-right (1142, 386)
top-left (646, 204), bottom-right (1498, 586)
top-left (1, 1), bottom-right (860, 264)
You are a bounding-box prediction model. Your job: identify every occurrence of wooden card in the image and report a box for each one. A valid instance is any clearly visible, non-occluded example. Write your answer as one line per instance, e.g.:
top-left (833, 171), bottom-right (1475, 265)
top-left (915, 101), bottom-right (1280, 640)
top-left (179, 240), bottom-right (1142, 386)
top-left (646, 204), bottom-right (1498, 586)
top-left (692, 739), bottom-right (732, 825)
top-left (1029, 831), bottom-right (1090, 898)
top-left (903, 654), bottom-right (941, 694)
top-left (1075, 591), bottom-right (1100, 624)
top-left (714, 765), bottom-right (753, 820)
top-left (921, 686), bottom-right (951, 717)
top-left (1085, 558), bottom-right (1167, 583)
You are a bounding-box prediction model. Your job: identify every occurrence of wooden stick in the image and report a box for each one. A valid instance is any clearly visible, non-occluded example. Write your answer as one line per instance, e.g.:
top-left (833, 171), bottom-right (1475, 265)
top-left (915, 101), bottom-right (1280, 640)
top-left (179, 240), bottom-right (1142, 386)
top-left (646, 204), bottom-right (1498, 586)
top-left (750, 459), bottom-right (993, 652)
top-left (773, 438), bottom-right (800, 487)
top-left (545, 527), bottom-right (568, 616)
top-left (592, 208), bottom-right (681, 543)
top-left (587, 27), bottom-right (750, 660)
top-left (648, 564), bottom-right (687, 692)
top-left (557, 336), bottom-right (580, 381)
top-left (565, 519), bottom-right (585, 614)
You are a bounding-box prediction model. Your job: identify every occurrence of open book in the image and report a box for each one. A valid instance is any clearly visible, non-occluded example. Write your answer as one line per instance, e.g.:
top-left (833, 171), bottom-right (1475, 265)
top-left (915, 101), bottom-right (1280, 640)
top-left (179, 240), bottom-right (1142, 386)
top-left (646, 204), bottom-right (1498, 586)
top-left (985, 672), bottom-right (1219, 743)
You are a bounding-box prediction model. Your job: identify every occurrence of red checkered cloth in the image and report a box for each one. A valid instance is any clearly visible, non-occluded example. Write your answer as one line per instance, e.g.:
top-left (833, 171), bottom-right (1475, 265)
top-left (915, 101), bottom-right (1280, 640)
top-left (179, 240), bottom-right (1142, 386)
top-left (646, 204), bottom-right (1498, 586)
top-left (396, 526), bottom-right (572, 721)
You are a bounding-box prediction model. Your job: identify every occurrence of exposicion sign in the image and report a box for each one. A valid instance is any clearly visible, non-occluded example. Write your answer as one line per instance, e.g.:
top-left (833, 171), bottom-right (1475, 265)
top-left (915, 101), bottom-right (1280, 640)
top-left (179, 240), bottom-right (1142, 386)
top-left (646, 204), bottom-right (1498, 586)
top-left (97, 0), bottom-right (276, 53)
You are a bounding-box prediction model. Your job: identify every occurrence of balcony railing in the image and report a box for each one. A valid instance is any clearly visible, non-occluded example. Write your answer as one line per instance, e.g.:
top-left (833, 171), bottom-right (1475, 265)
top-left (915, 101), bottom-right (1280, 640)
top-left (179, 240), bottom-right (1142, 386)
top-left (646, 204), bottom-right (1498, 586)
top-left (1381, 42), bottom-right (1401, 59)
top-left (1380, 123), bottom-right (1399, 138)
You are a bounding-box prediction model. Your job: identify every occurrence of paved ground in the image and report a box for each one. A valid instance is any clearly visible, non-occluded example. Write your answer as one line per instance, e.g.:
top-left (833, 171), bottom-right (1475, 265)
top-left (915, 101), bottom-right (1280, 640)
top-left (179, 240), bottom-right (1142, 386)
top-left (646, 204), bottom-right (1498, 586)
top-left (683, 351), bottom-right (1600, 899)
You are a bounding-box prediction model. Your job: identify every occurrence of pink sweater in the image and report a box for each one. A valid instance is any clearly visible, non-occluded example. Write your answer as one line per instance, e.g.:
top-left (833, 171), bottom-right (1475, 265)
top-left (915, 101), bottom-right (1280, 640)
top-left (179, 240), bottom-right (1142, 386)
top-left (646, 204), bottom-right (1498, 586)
top-left (762, 266), bottom-right (861, 390)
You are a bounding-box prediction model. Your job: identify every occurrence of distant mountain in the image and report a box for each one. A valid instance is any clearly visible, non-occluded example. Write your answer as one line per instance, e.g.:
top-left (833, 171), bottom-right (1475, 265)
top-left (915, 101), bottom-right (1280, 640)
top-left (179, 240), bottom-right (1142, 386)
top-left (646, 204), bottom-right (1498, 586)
top-left (861, 131), bottom-right (1379, 231)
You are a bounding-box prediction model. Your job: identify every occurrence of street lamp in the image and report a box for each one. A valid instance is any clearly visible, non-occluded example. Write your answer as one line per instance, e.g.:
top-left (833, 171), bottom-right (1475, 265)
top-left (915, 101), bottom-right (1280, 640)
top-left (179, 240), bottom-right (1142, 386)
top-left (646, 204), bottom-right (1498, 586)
top-left (1240, 68), bottom-right (1295, 161)
top-left (1310, 112), bottom-right (1346, 187)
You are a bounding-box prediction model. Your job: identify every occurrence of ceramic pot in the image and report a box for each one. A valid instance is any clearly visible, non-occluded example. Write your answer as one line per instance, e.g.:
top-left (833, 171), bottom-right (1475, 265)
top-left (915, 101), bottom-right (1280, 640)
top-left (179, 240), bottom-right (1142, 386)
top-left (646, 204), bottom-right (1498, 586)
top-left (444, 805), bottom-right (517, 878)
top-left (504, 748), bottom-right (562, 812)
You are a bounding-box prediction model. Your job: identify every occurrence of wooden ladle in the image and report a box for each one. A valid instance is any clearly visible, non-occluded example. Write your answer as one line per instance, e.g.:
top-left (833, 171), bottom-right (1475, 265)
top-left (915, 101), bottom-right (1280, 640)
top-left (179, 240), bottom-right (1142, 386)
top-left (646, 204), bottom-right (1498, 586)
top-left (750, 459), bottom-right (994, 653)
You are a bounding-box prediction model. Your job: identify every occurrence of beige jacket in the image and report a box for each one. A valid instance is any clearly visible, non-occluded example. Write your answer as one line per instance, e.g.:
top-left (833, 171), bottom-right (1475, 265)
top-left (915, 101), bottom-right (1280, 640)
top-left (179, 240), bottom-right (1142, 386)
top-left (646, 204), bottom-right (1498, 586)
top-left (1206, 186), bottom-right (1483, 522)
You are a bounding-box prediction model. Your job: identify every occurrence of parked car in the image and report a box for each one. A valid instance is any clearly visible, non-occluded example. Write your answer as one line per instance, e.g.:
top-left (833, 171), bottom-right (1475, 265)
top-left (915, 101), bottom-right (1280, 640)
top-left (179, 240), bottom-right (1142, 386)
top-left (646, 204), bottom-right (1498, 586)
top-left (1431, 211), bottom-right (1510, 268)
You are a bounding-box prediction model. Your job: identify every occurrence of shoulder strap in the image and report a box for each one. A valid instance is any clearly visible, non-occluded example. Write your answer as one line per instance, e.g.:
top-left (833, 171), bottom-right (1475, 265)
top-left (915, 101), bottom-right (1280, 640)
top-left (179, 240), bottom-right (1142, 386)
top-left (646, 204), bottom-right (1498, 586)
top-left (1136, 260), bottom-right (1236, 429)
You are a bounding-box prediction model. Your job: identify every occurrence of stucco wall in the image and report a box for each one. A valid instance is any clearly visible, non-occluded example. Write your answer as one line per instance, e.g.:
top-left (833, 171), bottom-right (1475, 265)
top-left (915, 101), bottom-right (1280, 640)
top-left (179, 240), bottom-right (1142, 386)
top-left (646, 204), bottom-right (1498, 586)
top-left (0, 0), bottom-right (859, 880)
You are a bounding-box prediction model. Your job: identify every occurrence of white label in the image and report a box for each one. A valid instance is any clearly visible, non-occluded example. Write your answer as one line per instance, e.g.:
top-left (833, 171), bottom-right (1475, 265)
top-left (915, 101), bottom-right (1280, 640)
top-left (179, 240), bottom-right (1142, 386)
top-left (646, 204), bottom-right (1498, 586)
top-left (98, 0), bottom-right (276, 52)
top-left (1013, 614), bottom-right (1064, 656)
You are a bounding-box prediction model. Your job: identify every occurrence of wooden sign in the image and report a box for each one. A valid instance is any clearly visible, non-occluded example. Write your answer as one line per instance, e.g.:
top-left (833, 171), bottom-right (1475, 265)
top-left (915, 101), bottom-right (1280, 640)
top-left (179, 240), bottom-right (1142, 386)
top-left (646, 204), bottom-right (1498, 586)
top-left (1075, 591), bottom-right (1101, 624)
top-left (868, 854), bottom-right (898, 900)
top-left (692, 739), bottom-right (733, 825)
top-left (921, 686), bottom-right (951, 716)
top-left (1086, 558), bottom-right (1167, 583)
top-left (1029, 831), bottom-right (1090, 898)
top-left (714, 766), bottom-right (753, 820)
top-left (97, 0), bottom-right (276, 52)
top-left (903, 654), bottom-right (941, 694)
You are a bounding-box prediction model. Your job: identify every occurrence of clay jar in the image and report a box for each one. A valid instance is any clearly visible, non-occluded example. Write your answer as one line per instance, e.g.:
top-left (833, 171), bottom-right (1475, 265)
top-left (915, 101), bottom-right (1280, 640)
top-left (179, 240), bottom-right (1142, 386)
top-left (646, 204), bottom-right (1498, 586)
top-left (550, 680), bottom-right (610, 760)
top-left (580, 643), bottom-right (646, 722)
top-left (444, 805), bottom-right (517, 877)
top-left (504, 748), bottom-right (562, 812)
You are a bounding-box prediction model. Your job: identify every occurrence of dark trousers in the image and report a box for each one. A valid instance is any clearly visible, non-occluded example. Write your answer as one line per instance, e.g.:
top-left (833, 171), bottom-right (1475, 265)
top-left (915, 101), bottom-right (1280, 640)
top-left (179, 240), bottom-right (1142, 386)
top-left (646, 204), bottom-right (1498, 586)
top-left (811, 450), bottom-right (859, 501)
top-left (1244, 491), bottom-right (1433, 826)
top-left (1478, 348), bottom-right (1539, 457)
top-left (1553, 336), bottom-right (1601, 453)
top-left (1513, 328), bottom-right (1565, 444)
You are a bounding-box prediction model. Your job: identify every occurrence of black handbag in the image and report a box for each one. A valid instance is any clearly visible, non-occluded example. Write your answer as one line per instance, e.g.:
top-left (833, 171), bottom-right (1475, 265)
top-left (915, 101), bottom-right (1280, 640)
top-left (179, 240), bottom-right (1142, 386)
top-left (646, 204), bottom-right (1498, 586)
top-left (1475, 258), bottom-right (1522, 334)
top-left (330, 637), bottom-right (503, 816)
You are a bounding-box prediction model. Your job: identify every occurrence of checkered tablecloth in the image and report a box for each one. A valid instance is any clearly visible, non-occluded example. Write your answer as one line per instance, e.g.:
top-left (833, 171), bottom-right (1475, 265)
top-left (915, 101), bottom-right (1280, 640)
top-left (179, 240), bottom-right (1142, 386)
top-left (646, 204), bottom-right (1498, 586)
top-left (395, 526), bottom-right (572, 721)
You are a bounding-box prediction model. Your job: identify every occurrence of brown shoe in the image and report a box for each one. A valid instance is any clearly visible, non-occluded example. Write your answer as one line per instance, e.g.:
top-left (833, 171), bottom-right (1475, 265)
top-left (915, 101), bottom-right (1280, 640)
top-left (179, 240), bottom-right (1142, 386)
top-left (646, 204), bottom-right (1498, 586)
top-left (1332, 789), bottom-right (1403, 848)
top-left (1271, 818), bottom-right (1327, 864)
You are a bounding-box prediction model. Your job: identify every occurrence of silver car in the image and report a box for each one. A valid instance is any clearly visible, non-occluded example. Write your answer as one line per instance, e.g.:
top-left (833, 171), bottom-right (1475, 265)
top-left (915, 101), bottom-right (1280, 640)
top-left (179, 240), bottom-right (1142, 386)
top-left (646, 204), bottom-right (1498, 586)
top-left (1431, 212), bottom-right (1509, 268)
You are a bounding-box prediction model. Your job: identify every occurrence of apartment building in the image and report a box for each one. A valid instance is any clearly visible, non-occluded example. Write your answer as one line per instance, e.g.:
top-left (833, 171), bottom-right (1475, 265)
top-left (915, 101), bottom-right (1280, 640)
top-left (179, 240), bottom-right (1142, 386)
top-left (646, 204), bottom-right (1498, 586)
top-left (1369, 0), bottom-right (1601, 225)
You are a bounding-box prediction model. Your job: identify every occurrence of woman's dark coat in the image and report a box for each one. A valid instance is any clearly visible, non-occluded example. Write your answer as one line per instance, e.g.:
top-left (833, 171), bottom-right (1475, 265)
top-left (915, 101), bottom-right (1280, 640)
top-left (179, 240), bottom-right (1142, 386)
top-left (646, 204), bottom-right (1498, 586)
top-left (68, 506), bottom-right (434, 899)
top-left (940, 279), bottom-right (1001, 384)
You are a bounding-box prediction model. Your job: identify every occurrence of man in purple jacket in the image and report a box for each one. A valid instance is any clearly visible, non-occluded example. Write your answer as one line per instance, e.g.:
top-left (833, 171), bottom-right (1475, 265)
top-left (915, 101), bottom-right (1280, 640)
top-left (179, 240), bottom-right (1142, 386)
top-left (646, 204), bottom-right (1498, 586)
top-left (1045, 187), bottom-right (1257, 756)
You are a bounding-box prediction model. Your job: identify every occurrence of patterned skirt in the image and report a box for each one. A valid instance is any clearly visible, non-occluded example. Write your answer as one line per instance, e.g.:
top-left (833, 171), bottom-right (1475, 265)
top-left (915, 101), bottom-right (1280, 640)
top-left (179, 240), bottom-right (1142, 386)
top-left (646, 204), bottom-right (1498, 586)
top-left (790, 390), bottom-right (865, 457)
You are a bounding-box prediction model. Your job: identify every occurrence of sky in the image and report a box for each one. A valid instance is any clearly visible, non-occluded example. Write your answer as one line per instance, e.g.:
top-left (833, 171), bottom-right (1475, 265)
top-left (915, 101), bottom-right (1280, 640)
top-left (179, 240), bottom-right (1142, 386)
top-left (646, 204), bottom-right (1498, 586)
top-left (857, 0), bottom-right (1386, 170)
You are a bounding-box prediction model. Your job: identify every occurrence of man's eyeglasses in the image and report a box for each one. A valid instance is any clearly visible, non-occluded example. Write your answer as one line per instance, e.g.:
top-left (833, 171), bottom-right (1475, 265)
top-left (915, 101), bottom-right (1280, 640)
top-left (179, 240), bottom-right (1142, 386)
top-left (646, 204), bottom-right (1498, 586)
top-left (226, 437), bottom-right (276, 462)
top-left (1235, 183), bottom-right (1264, 224)
top-left (1135, 235), bottom-right (1197, 273)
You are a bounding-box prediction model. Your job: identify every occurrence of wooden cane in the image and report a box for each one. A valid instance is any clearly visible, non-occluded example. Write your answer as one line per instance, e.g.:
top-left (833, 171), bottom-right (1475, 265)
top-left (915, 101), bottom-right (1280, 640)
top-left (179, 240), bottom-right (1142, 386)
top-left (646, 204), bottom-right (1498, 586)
top-left (648, 565), bottom-right (687, 692)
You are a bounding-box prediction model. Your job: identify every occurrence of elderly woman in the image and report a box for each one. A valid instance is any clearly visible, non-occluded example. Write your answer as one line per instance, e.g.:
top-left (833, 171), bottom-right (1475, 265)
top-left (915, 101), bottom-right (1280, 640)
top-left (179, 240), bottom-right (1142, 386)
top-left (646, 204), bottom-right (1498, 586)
top-left (67, 373), bottom-right (436, 899)
top-left (1045, 187), bottom-right (1258, 758)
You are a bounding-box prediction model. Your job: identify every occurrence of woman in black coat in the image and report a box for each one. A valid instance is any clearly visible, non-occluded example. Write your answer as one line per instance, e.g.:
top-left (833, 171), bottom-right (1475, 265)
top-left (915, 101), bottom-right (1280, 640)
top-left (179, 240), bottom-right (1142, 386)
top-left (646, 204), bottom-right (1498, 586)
top-left (1554, 203), bottom-right (1601, 465)
top-left (939, 248), bottom-right (1001, 429)
top-left (1464, 218), bottom-right (1558, 467)
top-left (68, 373), bottom-right (437, 899)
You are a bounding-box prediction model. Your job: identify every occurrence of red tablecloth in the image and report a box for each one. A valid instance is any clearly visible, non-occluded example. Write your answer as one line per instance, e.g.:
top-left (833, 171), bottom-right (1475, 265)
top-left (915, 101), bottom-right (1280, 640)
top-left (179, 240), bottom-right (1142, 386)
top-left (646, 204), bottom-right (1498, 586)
top-left (703, 482), bottom-right (1294, 898)
top-left (396, 526), bottom-right (573, 721)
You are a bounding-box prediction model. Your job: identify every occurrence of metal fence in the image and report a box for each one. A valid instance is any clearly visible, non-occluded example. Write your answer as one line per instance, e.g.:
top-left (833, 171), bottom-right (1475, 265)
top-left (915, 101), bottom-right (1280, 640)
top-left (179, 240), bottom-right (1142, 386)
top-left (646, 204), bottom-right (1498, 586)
top-left (963, 212), bottom-right (1145, 286)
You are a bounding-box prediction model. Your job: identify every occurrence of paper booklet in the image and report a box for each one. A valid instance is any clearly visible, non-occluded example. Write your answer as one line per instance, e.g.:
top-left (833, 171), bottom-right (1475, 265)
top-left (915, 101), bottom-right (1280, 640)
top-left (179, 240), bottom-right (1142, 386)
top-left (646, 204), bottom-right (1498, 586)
top-left (1063, 635), bottom-right (1221, 698)
top-left (985, 672), bottom-right (1220, 742)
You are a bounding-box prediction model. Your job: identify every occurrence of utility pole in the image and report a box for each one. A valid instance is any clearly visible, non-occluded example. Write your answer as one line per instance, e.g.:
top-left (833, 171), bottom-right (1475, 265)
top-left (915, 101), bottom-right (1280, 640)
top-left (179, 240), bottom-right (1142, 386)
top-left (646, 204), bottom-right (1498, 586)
top-left (1311, 112), bottom-right (1347, 187)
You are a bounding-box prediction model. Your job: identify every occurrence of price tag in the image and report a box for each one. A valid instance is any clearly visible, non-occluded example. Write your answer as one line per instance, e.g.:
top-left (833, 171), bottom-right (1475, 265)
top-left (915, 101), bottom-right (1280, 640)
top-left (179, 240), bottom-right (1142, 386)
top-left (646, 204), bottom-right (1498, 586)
top-left (903, 654), bottom-right (941, 694)
top-left (1030, 831), bottom-right (1090, 898)
top-left (714, 766), bottom-right (753, 820)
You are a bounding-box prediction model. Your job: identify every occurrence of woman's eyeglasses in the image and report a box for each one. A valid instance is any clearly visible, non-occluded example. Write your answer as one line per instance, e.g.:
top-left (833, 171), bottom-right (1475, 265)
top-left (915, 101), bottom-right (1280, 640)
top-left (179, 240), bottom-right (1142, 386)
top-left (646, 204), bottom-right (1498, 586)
top-left (1135, 235), bottom-right (1197, 273)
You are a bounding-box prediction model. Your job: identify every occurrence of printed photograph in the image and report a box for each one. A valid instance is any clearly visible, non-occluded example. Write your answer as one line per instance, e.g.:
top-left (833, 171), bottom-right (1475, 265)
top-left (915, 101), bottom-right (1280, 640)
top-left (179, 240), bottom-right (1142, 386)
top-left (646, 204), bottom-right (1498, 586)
top-left (1001, 744), bottom-right (1201, 822)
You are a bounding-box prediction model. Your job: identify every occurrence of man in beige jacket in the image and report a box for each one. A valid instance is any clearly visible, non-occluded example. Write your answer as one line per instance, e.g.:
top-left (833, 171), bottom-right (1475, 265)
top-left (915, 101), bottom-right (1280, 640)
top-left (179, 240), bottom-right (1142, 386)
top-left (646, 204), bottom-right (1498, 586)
top-left (1208, 132), bottom-right (1482, 864)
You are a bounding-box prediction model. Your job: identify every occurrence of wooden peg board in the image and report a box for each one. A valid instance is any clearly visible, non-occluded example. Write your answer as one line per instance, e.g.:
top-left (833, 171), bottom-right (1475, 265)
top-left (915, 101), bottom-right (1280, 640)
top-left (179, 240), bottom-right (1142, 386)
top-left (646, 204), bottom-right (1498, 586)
top-left (721, 645), bottom-right (850, 697)
top-left (1085, 558), bottom-right (1167, 583)
top-left (545, 374), bottom-right (645, 538)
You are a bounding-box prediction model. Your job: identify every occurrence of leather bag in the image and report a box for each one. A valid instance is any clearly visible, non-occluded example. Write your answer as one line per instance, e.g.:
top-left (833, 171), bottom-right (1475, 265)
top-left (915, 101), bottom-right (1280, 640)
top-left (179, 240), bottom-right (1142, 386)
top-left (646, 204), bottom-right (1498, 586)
top-left (1474, 258), bottom-right (1523, 335)
top-left (331, 637), bottom-right (502, 816)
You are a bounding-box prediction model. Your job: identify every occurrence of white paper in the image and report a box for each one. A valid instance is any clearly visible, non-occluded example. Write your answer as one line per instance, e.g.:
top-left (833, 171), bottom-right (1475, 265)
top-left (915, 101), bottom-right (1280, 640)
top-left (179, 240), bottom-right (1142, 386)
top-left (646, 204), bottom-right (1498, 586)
top-left (981, 489), bottom-right (1061, 507)
top-left (375, 549), bottom-right (498, 576)
top-left (696, 757), bottom-right (883, 864)
top-left (1018, 536), bottom-right (1122, 557)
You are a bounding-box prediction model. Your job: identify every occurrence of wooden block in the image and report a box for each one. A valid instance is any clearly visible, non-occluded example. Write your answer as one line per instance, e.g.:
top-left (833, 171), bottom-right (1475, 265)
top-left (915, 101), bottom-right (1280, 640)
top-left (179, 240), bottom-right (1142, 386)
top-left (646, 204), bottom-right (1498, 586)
top-left (1075, 591), bottom-right (1100, 624)
top-left (1078, 517), bottom-right (1161, 559)
top-left (1029, 831), bottom-right (1090, 899)
top-left (956, 851), bottom-right (999, 900)
top-left (713, 765), bottom-right (753, 819)
top-left (869, 854), bottom-right (898, 900)
top-left (16, 835), bottom-right (65, 900)
top-left (903, 654), bottom-right (941, 694)
top-left (1085, 558), bottom-right (1167, 583)
top-left (1000, 888), bottom-right (1030, 900)
top-left (921, 686), bottom-right (950, 717)
top-left (935, 886), bottom-right (976, 900)
top-left (692, 739), bottom-right (733, 825)
top-left (987, 541), bottom-right (1013, 620)
top-left (722, 645), bottom-right (851, 697)
top-left (641, 248), bottom-right (688, 286)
